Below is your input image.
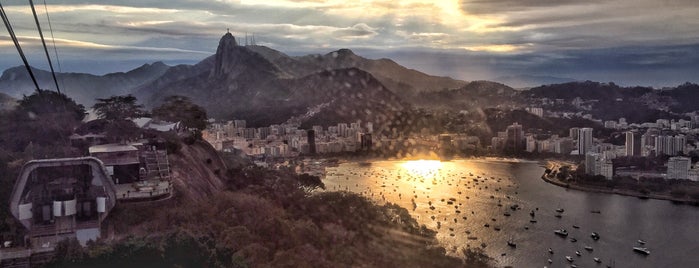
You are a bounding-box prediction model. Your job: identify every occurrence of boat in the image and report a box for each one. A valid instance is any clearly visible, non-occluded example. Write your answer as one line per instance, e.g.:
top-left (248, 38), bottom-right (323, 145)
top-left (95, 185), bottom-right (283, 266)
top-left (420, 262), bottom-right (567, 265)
top-left (510, 204), bottom-right (519, 210)
top-left (633, 247), bottom-right (650, 255)
top-left (547, 258), bottom-right (552, 263)
top-left (504, 212), bottom-right (511, 216)
top-left (566, 256), bottom-right (574, 262)
top-left (530, 219), bottom-right (538, 223)
top-left (591, 210), bottom-right (601, 214)
top-left (591, 232), bottom-right (600, 240)
top-left (530, 210), bottom-right (536, 217)
top-left (484, 223), bottom-right (490, 227)
top-left (572, 225), bottom-right (580, 229)
top-left (556, 208), bottom-right (565, 213)
top-left (555, 229), bottom-right (569, 237)
top-left (507, 237), bottom-right (516, 248)
top-left (594, 257), bottom-right (601, 263)
top-left (555, 214), bottom-right (562, 218)
top-left (637, 239), bottom-right (647, 245)
top-left (494, 226), bottom-right (501, 231)
top-left (584, 246), bottom-right (593, 251)
top-left (575, 251), bottom-right (581, 256)
top-left (548, 248), bottom-right (554, 254)
top-left (571, 265), bottom-right (578, 268)
top-left (570, 238), bottom-right (577, 243)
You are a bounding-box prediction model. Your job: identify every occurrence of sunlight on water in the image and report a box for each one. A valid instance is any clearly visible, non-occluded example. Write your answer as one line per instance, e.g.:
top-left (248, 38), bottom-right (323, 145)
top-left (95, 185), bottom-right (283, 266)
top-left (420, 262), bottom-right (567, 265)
top-left (400, 160), bottom-right (443, 178)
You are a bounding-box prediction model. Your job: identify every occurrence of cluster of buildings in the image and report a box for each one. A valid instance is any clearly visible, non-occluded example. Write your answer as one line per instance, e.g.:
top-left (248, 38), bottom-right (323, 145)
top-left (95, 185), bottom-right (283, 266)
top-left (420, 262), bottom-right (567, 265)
top-left (202, 120), bottom-right (373, 158)
top-left (503, 98), bottom-right (699, 181)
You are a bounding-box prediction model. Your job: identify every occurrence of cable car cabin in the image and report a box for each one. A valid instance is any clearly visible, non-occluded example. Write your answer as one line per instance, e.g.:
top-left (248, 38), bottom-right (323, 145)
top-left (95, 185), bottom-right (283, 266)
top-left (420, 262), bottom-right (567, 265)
top-left (9, 157), bottom-right (116, 247)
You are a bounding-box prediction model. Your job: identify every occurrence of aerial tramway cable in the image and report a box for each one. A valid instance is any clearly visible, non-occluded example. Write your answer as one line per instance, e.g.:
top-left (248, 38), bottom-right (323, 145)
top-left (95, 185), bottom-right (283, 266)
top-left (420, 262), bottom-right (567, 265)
top-left (29, 0), bottom-right (61, 94)
top-left (0, 1), bottom-right (41, 92)
top-left (42, 0), bottom-right (63, 89)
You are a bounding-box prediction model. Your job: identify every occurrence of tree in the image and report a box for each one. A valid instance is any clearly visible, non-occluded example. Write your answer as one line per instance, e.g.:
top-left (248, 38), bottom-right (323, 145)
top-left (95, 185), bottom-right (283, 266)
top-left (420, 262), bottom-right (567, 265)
top-left (298, 173), bottom-right (325, 193)
top-left (0, 91), bottom-right (85, 151)
top-left (93, 95), bottom-right (145, 121)
top-left (152, 95), bottom-right (208, 131)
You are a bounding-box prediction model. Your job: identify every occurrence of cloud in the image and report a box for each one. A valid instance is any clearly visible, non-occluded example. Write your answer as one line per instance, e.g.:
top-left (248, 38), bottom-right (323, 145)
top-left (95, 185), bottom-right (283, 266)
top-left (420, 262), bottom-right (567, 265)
top-left (0, 0), bottom-right (697, 86)
top-left (333, 23), bottom-right (378, 40)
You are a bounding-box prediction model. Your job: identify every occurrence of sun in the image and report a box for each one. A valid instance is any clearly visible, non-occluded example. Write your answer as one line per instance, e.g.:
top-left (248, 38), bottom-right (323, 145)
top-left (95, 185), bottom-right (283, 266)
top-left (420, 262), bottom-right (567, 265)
top-left (401, 160), bottom-right (443, 177)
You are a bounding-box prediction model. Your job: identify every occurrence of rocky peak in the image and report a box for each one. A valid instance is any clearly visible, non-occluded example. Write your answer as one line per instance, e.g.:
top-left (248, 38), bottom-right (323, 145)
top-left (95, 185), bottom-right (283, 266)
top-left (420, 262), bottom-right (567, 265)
top-left (211, 32), bottom-right (239, 77)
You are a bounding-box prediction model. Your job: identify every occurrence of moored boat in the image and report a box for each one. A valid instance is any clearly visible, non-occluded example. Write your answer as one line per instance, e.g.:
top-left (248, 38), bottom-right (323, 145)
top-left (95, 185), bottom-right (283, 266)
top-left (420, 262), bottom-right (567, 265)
top-left (633, 247), bottom-right (650, 255)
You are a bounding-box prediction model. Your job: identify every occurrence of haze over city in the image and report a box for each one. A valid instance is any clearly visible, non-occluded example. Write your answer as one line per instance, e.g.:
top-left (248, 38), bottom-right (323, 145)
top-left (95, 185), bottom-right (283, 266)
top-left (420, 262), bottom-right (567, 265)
top-left (1, 0), bottom-right (698, 87)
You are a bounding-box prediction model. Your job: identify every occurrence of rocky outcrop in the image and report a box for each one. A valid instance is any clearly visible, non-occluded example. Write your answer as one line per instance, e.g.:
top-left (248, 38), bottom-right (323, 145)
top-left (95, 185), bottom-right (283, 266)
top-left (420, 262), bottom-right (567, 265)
top-left (168, 140), bottom-right (227, 201)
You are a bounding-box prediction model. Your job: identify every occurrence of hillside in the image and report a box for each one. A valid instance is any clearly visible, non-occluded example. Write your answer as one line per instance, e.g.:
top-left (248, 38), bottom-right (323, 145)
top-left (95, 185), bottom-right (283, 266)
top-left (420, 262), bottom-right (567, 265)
top-left (248, 46), bottom-right (468, 96)
top-left (414, 80), bottom-right (521, 110)
top-left (59, 136), bottom-right (485, 268)
top-left (138, 34), bottom-right (410, 128)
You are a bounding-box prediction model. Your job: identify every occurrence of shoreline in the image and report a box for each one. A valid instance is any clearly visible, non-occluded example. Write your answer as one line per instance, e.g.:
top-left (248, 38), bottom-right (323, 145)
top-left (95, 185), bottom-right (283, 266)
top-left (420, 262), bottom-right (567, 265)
top-left (541, 162), bottom-right (699, 206)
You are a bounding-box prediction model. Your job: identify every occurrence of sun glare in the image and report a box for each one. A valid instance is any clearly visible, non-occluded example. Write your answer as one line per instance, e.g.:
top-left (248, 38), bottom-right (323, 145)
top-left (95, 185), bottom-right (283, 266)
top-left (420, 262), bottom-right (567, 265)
top-left (401, 160), bottom-right (443, 177)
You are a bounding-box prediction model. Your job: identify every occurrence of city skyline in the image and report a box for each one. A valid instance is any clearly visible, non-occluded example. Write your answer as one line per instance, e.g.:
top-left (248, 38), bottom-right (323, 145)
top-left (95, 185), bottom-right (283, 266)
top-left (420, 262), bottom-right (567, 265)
top-left (0, 0), bottom-right (697, 87)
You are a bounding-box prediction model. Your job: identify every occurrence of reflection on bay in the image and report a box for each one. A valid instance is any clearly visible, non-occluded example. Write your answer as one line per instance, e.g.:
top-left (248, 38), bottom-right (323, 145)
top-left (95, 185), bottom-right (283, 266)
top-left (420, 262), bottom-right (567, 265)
top-left (323, 159), bottom-right (699, 268)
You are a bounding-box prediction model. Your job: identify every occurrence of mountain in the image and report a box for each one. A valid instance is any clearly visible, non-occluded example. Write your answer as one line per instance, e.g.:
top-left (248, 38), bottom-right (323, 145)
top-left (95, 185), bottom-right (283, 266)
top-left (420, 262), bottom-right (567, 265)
top-left (0, 62), bottom-right (170, 106)
top-left (247, 46), bottom-right (467, 96)
top-left (492, 74), bottom-right (577, 88)
top-left (137, 34), bottom-right (409, 127)
top-left (414, 80), bottom-right (520, 110)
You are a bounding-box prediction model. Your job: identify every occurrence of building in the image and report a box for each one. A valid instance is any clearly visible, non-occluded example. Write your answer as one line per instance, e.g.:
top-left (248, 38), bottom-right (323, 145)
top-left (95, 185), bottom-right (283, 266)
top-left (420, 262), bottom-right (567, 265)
top-left (654, 135), bottom-right (686, 156)
top-left (578, 128), bottom-right (593, 155)
top-left (569, 127), bottom-right (579, 140)
top-left (600, 159), bottom-right (614, 179)
top-left (505, 123), bottom-right (524, 152)
top-left (9, 157), bottom-right (117, 247)
top-left (307, 129), bottom-right (316, 155)
top-left (667, 156), bottom-right (691, 180)
top-left (525, 107), bottom-right (543, 117)
top-left (625, 131), bottom-right (642, 157)
top-left (360, 133), bottom-right (372, 150)
top-left (585, 153), bottom-right (599, 175)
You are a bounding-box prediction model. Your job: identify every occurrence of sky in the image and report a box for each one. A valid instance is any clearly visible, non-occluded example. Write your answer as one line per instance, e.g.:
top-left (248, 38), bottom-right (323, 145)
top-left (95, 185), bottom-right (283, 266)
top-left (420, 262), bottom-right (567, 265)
top-left (0, 0), bottom-right (698, 87)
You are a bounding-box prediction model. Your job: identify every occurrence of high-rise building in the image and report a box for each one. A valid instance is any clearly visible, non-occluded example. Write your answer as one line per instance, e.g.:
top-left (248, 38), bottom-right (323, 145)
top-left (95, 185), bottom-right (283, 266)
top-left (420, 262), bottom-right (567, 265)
top-left (625, 131), bottom-right (641, 157)
top-left (655, 135), bottom-right (686, 156)
top-left (578, 128), bottom-right (593, 155)
top-left (569, 127), bottom-right (580, 140)
top-left (585, 153), bottom-right (599, 175)
top-left (505, 123), bottom-right (524, 151)
top-left (307, 129), bottom-right (316, 155)
top-left (600, 159), bottom-right (614, 179)
top-left (667, 156), bottom-right (691, 180)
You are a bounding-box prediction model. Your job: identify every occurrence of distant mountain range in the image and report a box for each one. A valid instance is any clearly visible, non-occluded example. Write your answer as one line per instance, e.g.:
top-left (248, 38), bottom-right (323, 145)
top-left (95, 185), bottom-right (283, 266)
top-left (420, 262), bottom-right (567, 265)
top-left (491, 75), bottom-right (577, 89)
top-left (0, 62), bottom-right (169, 106)
top-left (3, 33), bottom-right (698, 129)
top-left (0, 33), bottom-right (467, 126)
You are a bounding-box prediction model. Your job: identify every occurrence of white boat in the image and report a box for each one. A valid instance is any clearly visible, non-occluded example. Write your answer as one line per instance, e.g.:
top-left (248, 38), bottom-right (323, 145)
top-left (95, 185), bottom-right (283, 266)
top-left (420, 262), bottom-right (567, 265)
top-left (566, 256), bottom-right (574, 262)
top-left (547, 258), bottom-right (552, 263)
top-left (637, 239), bottom-right (647, 245)
top-left (555, 229), bottom-right (569, 237)
top-left (548, 248), bottom-right (554, 254)
top-left (594, 257), bottom-right (601, 263)
top-left (633, 247), bottom-right (650, 255)
top-left (584, 245), bottom-right (593, 251)
top-left (575, 251), bottom-right (581, 256)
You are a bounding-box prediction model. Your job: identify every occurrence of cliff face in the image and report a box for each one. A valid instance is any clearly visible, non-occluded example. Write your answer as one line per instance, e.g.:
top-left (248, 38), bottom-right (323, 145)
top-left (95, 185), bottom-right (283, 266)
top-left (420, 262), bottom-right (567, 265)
top-left (168, 140), bottom-right (227, 201)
